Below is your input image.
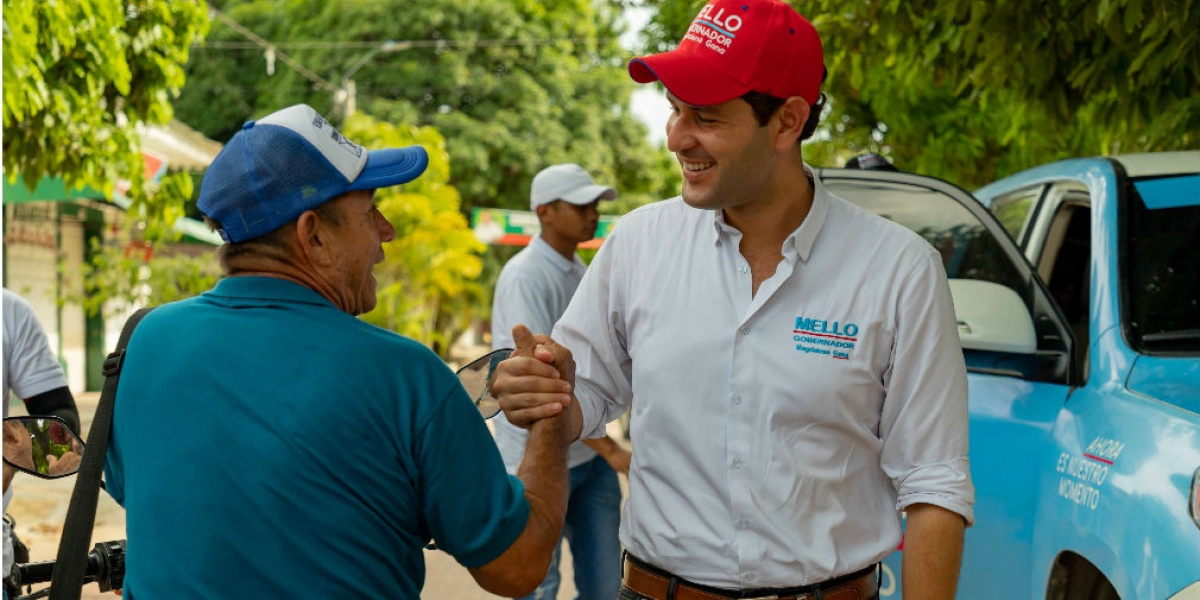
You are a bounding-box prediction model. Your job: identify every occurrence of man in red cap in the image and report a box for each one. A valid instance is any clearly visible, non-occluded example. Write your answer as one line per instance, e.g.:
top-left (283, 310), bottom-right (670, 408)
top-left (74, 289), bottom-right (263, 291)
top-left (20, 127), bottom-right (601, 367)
top-left (491, 1), bottom-right (974, 599)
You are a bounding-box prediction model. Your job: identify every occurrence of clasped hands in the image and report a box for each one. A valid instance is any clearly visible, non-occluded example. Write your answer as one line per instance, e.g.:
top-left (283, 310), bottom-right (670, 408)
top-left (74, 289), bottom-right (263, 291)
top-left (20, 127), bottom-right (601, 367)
top-left (491, 325), bottom-right (576, 429)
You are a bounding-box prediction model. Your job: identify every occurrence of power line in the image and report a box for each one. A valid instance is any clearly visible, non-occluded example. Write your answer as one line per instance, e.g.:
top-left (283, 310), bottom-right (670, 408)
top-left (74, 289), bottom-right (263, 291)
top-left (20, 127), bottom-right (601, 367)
top-left (204, 4), bottom-right (615, 96)
top-left (207, 5), bottom-right (337, 91)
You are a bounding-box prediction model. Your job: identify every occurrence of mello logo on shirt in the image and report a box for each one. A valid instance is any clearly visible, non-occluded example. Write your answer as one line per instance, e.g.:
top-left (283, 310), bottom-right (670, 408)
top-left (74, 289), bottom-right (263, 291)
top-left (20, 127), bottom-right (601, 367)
top-left (793, 316), bottom-right (859, 361)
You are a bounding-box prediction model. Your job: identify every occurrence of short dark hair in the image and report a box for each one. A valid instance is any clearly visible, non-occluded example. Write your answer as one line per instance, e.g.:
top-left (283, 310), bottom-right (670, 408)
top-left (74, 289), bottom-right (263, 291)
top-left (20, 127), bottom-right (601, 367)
top-left (740, 90), bottom-right (826, 142)
top-left (205, 202), bottom-right (344, 274)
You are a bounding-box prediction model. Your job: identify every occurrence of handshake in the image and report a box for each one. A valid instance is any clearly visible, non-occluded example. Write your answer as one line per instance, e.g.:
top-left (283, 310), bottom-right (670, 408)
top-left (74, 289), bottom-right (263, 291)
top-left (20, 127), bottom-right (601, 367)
top-left (491, 325), bottom-right (579, 438)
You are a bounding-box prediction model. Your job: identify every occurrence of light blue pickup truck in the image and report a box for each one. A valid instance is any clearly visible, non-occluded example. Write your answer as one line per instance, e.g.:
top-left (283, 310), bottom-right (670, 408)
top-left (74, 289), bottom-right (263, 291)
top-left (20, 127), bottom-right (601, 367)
top-left (818, 151), bottom-right (1200, 600)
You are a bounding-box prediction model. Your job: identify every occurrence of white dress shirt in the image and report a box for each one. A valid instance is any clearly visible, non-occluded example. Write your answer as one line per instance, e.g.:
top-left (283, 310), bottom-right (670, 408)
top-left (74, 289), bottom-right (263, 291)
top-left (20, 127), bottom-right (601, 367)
top-left (490, 235), bottom-right (598, 472)
top-left (554, 176), bottom-right (975, 588)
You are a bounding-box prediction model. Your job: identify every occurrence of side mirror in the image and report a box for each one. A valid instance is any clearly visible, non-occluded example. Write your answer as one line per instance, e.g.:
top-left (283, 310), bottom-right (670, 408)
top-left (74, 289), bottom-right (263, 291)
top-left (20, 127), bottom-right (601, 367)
top-left (948, 279), bottom-right (1037, 354)
top-left (2, 415), bottom-right (86, 479)
top-left (455, 348), bottom-right (513, 419)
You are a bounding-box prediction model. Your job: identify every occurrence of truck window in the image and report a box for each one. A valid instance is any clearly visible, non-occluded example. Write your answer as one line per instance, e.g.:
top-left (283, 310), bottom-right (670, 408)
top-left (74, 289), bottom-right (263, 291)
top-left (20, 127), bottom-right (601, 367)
top-left (822, 179), bottom-right (1025, 299)
top-left (1125, 174), bottom-right (1200, 355)
top-left (1040, 199), bottom-right (1091, 379)
top-left (989, 187), bottom-right (1044, 243)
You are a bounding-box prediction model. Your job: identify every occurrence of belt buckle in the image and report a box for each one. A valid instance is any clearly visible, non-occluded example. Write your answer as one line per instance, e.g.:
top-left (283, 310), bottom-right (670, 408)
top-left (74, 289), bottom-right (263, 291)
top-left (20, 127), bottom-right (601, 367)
top-left (742, 595), bottom-right (779, 600)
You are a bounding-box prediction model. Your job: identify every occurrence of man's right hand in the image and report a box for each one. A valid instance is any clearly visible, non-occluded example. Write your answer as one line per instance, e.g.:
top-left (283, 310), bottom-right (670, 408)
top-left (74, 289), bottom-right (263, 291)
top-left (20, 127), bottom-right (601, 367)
top-left (469, 324), bottom-right (577, 596)
top-left (492, 325), bottom-right (577, 429)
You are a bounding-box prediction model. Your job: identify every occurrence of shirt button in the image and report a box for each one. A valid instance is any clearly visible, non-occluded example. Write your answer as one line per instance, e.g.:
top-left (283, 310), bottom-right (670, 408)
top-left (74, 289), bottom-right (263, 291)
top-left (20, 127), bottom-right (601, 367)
top-left (731, 394), bottom-right (742, 405)
top-left (732, 457), bottom-right (742, 469)
top-left (739, 265), bottom-right (748, 273)
top-left (746, 573), bottom-right (757, 582)
top-left (740, 326), bottom-right (749, 335)
top-left (738, 519), bottom-right (750, 529)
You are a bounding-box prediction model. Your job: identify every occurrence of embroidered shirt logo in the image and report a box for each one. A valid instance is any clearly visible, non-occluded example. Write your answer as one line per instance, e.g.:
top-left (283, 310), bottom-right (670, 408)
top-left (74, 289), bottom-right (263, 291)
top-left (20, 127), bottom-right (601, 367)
top-left (793, 316), bottom-right (859, 361)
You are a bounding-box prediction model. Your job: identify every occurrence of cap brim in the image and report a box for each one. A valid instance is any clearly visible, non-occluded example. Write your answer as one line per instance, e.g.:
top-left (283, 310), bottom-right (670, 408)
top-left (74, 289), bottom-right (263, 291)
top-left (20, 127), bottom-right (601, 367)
top-left (560, 184), bottom-right (618, 205)
top-left (347, 146), bottom-right (429, 191)
top-left (629, 52), bottom-right (751, 106)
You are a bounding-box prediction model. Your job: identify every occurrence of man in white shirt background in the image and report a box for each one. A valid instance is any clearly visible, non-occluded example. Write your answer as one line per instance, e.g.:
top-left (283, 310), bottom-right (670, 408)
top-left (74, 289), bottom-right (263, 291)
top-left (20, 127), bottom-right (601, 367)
top-left (489, 1), bottom-right (975, 599)
top-left (490, 163), bottom-right (632, 600)
top-left (3, 288), bottom-right (81, 599)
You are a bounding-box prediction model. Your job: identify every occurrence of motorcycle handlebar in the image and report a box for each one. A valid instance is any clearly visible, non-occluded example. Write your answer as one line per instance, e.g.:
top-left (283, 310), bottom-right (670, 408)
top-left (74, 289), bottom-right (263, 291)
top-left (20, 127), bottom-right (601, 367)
top-left (7, 560), bottom-right (55, 587)
top-left (7, 539), bottom-right (125, 593)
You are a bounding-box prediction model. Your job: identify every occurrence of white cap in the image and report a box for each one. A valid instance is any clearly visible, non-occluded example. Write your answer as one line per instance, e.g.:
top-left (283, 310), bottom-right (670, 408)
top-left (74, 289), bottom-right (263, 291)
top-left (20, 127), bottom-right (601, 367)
top-left (530, 164), bottom-right (617, 210)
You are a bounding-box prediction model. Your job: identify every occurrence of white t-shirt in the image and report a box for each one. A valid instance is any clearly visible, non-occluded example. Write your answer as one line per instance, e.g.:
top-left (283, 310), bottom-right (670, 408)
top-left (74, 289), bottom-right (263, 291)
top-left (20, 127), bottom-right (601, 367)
top-left (490, 236), bottom-right (598, 472)
top-left (3, 288), bottom-right (70, 576)
top-left (554, 175), bottom-right (975, 588)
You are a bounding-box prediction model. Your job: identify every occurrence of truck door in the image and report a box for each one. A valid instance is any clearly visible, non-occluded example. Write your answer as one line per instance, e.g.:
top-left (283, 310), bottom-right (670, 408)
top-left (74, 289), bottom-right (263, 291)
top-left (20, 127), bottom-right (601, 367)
top-left (817, 169), bottom-right (1078, 599)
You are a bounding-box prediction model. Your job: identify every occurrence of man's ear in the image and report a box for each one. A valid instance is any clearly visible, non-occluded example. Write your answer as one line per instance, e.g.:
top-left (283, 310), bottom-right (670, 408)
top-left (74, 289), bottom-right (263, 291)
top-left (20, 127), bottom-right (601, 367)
top-left (294, 210), bottom-right (333, 266)
top-left (771, 97), bottom-right (811, 152)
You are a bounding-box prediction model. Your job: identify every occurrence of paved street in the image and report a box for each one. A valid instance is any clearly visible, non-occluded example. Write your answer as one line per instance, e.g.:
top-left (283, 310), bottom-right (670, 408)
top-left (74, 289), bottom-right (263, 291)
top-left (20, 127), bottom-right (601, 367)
top-left (7, 391), bottom-right (626, 599)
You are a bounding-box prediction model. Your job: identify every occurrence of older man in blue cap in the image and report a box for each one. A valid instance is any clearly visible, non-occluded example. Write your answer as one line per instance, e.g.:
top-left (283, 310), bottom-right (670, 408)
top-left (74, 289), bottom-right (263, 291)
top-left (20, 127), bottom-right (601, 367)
top-left (104, 104), bottom-right (572, 599)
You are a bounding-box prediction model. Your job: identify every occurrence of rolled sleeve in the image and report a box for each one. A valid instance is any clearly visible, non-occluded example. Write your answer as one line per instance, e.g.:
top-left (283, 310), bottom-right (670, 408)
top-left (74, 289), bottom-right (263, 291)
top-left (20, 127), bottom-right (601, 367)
top-left (880, 249), bottom-right (975, 526)
top-left (894, 458), bottom-right (975, 525)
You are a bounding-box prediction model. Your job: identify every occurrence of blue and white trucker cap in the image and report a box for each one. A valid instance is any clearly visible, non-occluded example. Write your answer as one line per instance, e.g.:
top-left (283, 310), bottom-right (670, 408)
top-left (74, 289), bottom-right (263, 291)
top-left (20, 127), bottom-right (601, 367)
top-left (198, 104), bottom-right (429, 242)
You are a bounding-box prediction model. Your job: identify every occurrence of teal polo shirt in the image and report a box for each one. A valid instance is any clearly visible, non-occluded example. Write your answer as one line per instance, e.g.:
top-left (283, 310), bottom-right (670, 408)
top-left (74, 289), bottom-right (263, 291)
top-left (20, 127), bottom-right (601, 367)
top-left (104, 277), bottom-right (529, 599)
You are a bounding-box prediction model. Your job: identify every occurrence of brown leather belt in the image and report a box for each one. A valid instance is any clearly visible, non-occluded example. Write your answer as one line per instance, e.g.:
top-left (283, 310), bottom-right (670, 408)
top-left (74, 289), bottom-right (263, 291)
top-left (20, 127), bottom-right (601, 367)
top-left (621, 553), bottom-right (878, 600)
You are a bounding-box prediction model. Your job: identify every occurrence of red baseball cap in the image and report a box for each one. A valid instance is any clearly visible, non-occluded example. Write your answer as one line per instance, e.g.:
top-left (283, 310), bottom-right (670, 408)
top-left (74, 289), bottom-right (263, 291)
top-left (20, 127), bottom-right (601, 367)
top-left (628, 0), bottom-right (824, 106)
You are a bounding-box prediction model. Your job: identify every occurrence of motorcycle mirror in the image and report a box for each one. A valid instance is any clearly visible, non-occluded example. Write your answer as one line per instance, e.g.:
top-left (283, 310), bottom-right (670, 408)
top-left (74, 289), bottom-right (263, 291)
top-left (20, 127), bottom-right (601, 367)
top-left (2, 415), bottom-right (86, 479)
top-left (455, 348), bottom-right (513, 419)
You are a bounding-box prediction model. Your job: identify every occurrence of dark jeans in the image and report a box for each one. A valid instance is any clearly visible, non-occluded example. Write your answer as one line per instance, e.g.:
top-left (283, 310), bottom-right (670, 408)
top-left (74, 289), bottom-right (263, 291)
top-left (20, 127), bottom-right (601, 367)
top-left (518, 456), bottom-right (622, 600)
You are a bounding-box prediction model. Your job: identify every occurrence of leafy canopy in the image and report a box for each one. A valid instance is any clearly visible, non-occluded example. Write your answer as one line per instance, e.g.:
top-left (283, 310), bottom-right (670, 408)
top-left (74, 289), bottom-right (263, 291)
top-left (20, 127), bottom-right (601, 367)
top-left (641, 0), bottom-right (1199, 188)
top-left (176, 0), bottom-right (681, 216)
top-left (3, 0), bottom-right (210, 225)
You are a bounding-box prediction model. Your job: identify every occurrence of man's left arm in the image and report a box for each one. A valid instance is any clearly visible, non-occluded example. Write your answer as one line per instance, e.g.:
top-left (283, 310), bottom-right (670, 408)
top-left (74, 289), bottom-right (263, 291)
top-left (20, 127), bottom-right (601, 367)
top-left (23, 386), bottom-right (80, 435)
top-left (6, 292), bottom-right (77, 433)
top-left (902, 503), bottom-right (965, 599)
top-left (582, 435), bottom-right (630, 474)
top-left (880, 249), bottom-right (975, 598)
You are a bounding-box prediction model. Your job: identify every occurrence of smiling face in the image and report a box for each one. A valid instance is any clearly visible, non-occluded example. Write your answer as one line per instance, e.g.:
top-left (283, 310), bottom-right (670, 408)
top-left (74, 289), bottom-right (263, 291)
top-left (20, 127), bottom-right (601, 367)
top-left (319, 189), bottom-right (396, 315)
top-left (665, 92), bottom-right (777, 211)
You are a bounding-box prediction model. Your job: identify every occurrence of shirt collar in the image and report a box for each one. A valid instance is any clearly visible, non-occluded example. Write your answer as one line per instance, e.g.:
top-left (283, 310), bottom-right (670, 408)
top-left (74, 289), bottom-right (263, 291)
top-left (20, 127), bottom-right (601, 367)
top-left (530, 235), bottom-right (584, 273)
top-left (207, 276), bottom-right (336, 307)
top-left (707, 164), bottom-right (831, 261)
top-left (790, 164), bottom-right (830, 262)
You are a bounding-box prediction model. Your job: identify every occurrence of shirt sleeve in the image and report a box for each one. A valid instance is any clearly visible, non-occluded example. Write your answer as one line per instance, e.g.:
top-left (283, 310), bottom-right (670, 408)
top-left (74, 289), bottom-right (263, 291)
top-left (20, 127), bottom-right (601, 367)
top-left (492, 269), bottom-right (559, 346)
top-left (4, 293), bottom-right (69, 401)
top-left (879, 248), bottom-right (976, 525)
top-left (552, 225), bottom-right (635, 440)
top-left (415, 383), bottom-right (530, 568)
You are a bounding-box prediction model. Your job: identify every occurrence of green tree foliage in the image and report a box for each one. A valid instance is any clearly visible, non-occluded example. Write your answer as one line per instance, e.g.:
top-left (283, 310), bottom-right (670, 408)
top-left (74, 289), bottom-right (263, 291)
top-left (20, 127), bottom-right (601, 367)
top-left (175, 0), bottom-right (683, 347)
top-left (175, 0), bottom-right (680, 216)
top-left (67, 232), bottom-right (222, 318)
top-left (640, 0), bottom-right (1198, 188)
top-left (3, 0), bottom-right (210, 221)
top-left (344, 115), bottom-right (488, 357)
